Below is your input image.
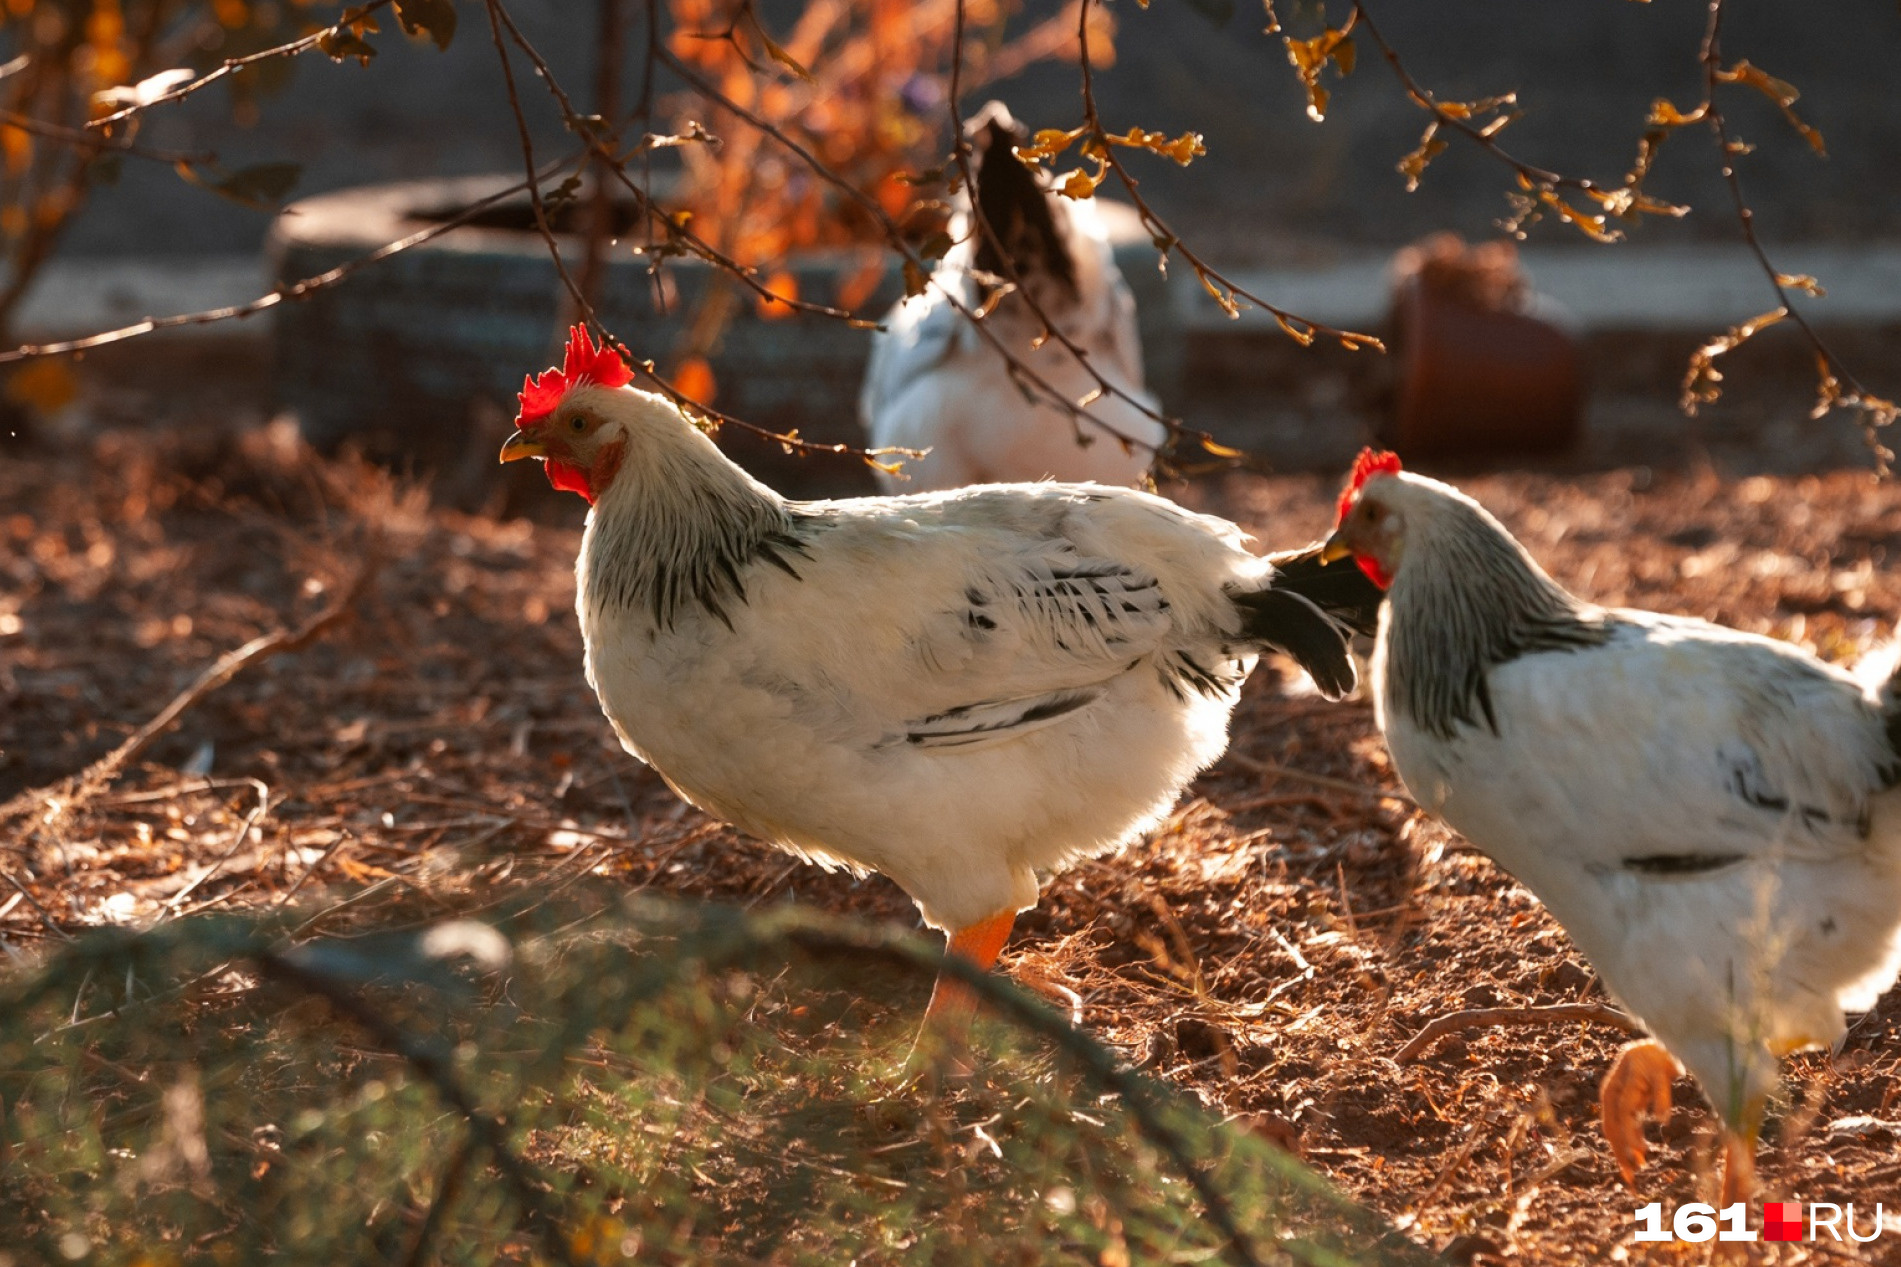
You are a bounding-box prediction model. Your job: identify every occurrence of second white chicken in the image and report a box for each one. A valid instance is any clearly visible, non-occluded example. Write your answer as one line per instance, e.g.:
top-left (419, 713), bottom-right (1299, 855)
top-left (1325, 450), bottom-right (1901, 1202)
top-left (861, 102), bottom-right (1165, 491)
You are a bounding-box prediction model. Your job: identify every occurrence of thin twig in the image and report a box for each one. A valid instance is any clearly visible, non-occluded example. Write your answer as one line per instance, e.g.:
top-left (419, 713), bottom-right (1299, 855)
top-left (1349, 0), bottom-right (1894, 449)
top-left (577, 0), bottom-right (627, 310)
top-left (482, 0), bottom-right (917, 466)
top-left (1076, 0), bottom-right (1382, 355)
top-left (1350, 1), bottom-right (1596, 196)
top-left (483, 0), bottom-right (928, 468)
top-left (161, 781), bottom-right (272, 918)
top-left (488, 1), bottom-right (865, 324)
top-left (286, 875), bottom-right (405, 939)
top-left (1222, 752), bottom-right (1399, 802)
top-left (1394, 1003), bottom-right (1643, 1065)
top-left (0, 108), bottom-right (213, 165)
top-left (483, 0), bottom-right (599, 335)
top-left (0, 158), bottom-right (584, 364)
top-left (943, 0), bottom-right (1174, 462)
top-left (1694, 0), bottom-right (1896, 453)
top-left (1408, 1096), bottom-right (1511, 1212)
top-left (87, 1), bottom-right (398, 132)
top-left (659, 43), bottom-right (1230, 461)
top-left (0, 868), bottom-right (73, 942)
top-left (272, 833), bottom-right (351, 910)
top-left (0, 564), bottom-right (373, 827)
top-left (97, 779), bottom-right (270, 809)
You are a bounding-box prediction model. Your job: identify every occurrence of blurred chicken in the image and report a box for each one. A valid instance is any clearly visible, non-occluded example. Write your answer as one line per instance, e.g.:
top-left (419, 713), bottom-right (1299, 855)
top-left (502, 327), bottom-right (1382, 1042)
top-left (1326, 450), bottom-right (1901, 1201)
top-left (860, 102), bottom-right (1164, 492)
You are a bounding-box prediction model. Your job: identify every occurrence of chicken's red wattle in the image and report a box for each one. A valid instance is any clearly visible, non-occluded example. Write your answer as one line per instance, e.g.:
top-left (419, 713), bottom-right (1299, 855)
top-left (1356, 555), bottom-right (1392, 589)
top-left (545, 459), bottom-right (594, 502)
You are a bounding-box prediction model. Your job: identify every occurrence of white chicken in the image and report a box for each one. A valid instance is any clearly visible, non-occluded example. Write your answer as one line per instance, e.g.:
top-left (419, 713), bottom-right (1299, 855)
top-left (501, 326), bottom-right (1382, 1035)
top-left (1325, 450), bottom-right (1901, 1201)
top-left (859, 101), bottom-right (1165, 492)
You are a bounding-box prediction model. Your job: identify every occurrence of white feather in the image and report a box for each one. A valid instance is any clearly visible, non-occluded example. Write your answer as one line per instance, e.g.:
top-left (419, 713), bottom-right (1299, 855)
top-left (568, 393), bottom-right (1321, 933)
top-left (1364, 470), bottom-right (1901, 1127)
top-left (860, 192), bottom-right (1164, 492)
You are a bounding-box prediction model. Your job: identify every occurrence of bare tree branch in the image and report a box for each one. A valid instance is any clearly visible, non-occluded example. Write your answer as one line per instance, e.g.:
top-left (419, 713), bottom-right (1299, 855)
top-left (1395, 1004), bottom-right (1642, 1065)
top-left (483, 0), bottom-right (601, 332)
top-left (0, 158), bottom-right (584, 364)
top-left (0, 107), bottom-right (214, 166)
top-left (87, 1), bottom-right (399, 133)
top-left (943, 0), bottom-right (1177, 463)
top-left (486, 0), bottom-right (866, 324)
top-left (656, 38), bottom-right (1238, 462)
top-left (482, 0), bottom-right (917, 466)
top-left (578, 0), bottom-right (628, 308)
top-left (1345, 0), bottom-right (1894, 453)
top-left (1075, 0), bottom-right (1382, 355)
top-left (1693, 0), bottom-right (1897, 458)
top-left (0, 562), bottom-right (374, 830)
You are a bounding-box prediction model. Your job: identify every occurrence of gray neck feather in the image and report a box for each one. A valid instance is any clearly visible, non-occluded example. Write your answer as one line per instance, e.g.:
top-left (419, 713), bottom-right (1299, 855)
top-left (581, 430), bottom-right (804, 630)
top-left (1384, 497), bottom-right (1613, 739)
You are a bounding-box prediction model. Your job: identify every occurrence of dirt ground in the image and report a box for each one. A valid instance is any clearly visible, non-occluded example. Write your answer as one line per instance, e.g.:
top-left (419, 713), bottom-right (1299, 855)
top-left (4, 341), bottom-right (1900, 1264)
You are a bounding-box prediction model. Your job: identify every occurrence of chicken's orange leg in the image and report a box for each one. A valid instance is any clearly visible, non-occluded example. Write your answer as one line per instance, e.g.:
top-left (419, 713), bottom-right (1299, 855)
top-left (921, 909), bottom-right (1018, 1030)
top-left (1601, 1039), bottom-right (1682, 1186)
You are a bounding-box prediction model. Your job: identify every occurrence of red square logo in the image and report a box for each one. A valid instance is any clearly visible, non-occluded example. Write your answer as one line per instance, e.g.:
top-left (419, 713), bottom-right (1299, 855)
top-left (1763, 1202), bottom-right (1804, 1242)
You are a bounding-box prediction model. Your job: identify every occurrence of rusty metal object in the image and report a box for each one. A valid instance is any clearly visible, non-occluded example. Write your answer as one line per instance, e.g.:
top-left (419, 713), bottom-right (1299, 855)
top-left (1385, 234), bottom-right (1583, 460)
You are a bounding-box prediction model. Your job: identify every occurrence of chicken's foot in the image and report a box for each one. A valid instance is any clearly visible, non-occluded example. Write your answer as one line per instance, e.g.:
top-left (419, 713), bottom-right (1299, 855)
top-left (1601, 1038), bottom-right (1683, 1187)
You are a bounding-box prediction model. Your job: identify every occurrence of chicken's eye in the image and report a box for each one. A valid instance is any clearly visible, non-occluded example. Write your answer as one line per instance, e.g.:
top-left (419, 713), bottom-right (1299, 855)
top-left (1362, 502), bottom-right (1385, 525)
top-left (569, 415), bottom-right (587, 433)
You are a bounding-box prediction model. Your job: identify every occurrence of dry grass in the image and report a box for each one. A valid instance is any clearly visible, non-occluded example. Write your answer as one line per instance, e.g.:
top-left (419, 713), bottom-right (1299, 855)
top-left (4, 383), bottom-right (1900, 1263)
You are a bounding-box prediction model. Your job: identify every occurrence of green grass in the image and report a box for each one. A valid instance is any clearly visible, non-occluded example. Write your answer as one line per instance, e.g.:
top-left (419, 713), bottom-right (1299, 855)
top-left (0, 897), bottom-right (1434, 1267)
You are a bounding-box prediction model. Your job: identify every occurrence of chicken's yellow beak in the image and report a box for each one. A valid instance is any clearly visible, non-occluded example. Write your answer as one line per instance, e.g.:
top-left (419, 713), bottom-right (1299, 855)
top-left (499, 430), bottom-right (546, 464)
top-left (1318, 532), bottom-right (1353, 565)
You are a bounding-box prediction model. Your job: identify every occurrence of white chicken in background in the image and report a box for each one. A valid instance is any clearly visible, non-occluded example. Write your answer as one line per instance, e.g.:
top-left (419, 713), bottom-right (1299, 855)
top-left (860, 101), bottom-right (1166, 492)
top-left (501, 327), bottom-right (1383, 1040)
top-left (1324, 450), bottom-right (1901, 1202)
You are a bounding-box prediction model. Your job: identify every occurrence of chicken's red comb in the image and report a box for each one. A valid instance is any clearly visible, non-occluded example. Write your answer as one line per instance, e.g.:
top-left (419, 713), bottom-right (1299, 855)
top-left (1335, 447), bottom-right (1403, 523)
top-left (516, 325), bottom-right (635, 426)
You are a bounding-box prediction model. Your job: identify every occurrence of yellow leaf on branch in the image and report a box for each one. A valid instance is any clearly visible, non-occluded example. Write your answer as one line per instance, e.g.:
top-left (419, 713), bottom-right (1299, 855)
top-left (1059, 168), bottom-right (1099, 200)
top-left (4, 359), bottom-right (79, 416)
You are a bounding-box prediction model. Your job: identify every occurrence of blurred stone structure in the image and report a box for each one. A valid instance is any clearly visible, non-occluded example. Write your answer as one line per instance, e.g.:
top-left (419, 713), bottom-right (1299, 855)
top-left (38, 0), bottom-right (1900, 485)
top-left (60, 0), bottom-right (1901, 261)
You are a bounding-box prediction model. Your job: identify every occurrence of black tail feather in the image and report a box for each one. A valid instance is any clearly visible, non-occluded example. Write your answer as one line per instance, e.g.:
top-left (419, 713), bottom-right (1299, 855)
top-left (969, 105), bottom-right (1077, 302)
top-left (1266, 542), bottom-right (1386, 638)
top-left (1229, 587), bottom-right (1357, 700)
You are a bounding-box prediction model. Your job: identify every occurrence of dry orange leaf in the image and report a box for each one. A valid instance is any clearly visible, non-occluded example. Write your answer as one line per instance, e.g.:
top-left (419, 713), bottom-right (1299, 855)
top-left (673, 356), bottom-right (717, 406)
top-left (1282, 18), bottom-right (1355, 123)
top-left (835, 252), bottom-right (888, 313)
top-left (4, 359), bottom-right (78, 416)
top-left (1716, 60), bottom-right (1827, 155)
top-left (1647, 97), bottom-right (1706, 128)
top-left (1059, 169), bottom-right (1099, 200)
top-left (1682, 307), bottom-right (1787, 413)
top-left (755, 270), bottom-right (799, 321)
top-left (0, 124), bottom-right (28, 177)
top-left (1397, 123), bottom-right (1446, 193)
